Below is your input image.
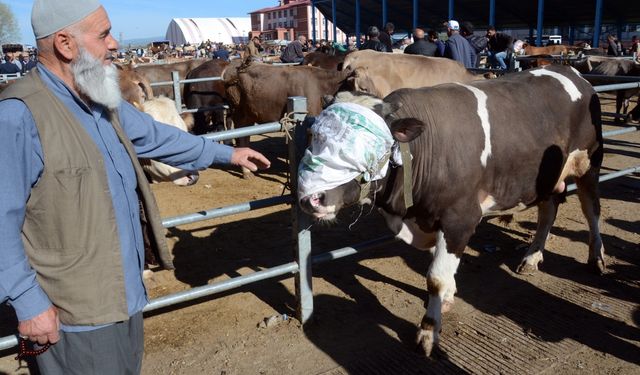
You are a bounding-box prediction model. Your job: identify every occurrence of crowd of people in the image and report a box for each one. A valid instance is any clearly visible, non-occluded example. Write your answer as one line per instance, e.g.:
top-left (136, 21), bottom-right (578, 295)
top-left (0, 51), bottom-right (38, 75)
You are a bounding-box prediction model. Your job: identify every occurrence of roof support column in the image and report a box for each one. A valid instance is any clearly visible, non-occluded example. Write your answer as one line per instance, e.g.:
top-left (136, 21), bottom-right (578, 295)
top-left (332, 0), bottom-right (337, 45)
top-left (569, 25), bottom-right (575, 45)
top-left (311, 0), bottom-right (317, 42)
top-left (489, 0), bottom-right (496, 26)
top-left (616, 19), bottom-right (623, 42)
top-left (324, 16), bottom-right (329, 40)
top-left (536, 0), bottom-right (545, 47)
top-left (413, 0), bottom-right (419, 30)
top-left (448, 0), bottom-right (454, 20)
top-left (593, 0), bottom-right (603, 48)
top-left (356, 0), bottom-right (361, 48)
top-left (382, 0), bottom-right (388, 28)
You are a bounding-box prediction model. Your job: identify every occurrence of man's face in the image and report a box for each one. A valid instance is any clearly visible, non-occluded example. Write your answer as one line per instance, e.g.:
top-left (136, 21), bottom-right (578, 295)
top-left (487, 29), bottom-right (496, 37)
top-left (73, 7), bottom-right (118, 66)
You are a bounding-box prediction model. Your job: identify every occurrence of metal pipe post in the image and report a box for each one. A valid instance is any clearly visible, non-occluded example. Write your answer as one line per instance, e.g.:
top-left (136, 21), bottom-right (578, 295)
top-left (449, 0), bottom-right (454, 20)
top-left (332, 0), bottom-right (337, 45)
top-left (355, 0), bottom-right (361, 48)
top-left (312, 0), bottom-right (317, 42)
top-left (171, 71), bottom-right (182, 113)
top-left (287, 97), bottom-right (313, 324)
top-left (593, 0), bottom-right (603, 48)
top-left (536, 0), bottom-right (545, 47)
top-left (324, 16), bottom-right (329, 41)
top-left (413, 0), bottom-right (419, 30)
top-left (569, 25), bottom-right (575, 45)
top-left (489, 0), bottom-right (496, 26)
top-left (382, 0), bottom-right (388, 27)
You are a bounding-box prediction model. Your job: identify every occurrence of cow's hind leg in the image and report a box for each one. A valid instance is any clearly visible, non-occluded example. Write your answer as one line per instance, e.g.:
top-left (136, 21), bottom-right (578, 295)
top-left (517, 195), bottom-right (562, 274)
top-left (575, 167), bottom-right (606, 274)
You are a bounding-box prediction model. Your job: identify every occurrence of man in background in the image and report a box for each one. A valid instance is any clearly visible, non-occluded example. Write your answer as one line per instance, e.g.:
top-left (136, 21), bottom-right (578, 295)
top-left (404, 28), bottom-right (437, 56)
top-left (443, 20), bottom-right (476, 68)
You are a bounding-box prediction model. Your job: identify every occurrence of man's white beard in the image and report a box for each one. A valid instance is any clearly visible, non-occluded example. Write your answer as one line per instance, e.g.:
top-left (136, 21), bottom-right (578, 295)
top-left (71, 48), bottom-right (121, 109)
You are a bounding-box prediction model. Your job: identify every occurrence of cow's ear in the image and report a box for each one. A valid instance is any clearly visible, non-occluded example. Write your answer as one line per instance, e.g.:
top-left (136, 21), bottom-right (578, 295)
top-left (390, 118), bottom-right (424, 143)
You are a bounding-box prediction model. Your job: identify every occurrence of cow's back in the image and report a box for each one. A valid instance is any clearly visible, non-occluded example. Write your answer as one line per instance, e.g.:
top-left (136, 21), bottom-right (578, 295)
top-left (384, 65), bottom-right (600, 210)
top-left (342, 50), bottom-right (479, 98)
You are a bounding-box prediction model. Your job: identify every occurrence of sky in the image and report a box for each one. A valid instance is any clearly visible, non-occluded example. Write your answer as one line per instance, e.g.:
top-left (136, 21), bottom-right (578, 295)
top-left (4, 0), bottom-right (278, 45)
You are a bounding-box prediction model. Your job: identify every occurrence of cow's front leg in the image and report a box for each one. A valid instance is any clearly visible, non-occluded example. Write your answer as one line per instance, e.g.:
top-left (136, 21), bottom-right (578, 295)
top-left (517, 195), bottom-right (562, 274)
top-left (417, 231), bottom-right (460, 356)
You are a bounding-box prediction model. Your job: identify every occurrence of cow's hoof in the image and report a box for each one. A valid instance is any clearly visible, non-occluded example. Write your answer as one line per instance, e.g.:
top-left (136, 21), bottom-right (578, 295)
top-left (588, 257), bottom-right (606, 275)
top-left (416, 328), bottom-right (436, 357)
top-left (516, 261), bottom-right (539, 275)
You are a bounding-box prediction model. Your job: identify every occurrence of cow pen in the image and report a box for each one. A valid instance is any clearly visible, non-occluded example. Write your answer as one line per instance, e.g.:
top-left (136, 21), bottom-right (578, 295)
top-left (0, 72), bottom-right (638, 373)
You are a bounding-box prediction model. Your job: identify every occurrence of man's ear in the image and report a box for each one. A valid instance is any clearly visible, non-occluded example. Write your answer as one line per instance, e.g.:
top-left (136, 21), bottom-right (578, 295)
top-left (52, 30), bottom-right (77, 62)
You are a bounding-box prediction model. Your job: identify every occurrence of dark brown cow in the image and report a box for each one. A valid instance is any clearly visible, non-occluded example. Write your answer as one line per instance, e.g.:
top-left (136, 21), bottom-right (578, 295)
top-left (223, 61), bottom-right (349, 177)
top-left (129, 59), bottom-right (208, 98)
top-left (302, 51), bottom-right (349, 70)
top-left (584, 58), bottom-right (640, 123)
top-left (183, 59), bottom-right (231, 134)
top-left (298, 65), bottom-right (605, 357)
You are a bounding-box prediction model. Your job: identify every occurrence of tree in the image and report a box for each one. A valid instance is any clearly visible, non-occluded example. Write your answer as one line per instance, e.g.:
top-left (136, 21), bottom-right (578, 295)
top-left (0, 2), bottom-right (20, 45)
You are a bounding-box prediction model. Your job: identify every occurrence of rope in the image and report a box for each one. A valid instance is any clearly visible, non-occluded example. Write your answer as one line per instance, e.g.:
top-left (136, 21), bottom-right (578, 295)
top-left (279, 111), bottom-right (298, 142)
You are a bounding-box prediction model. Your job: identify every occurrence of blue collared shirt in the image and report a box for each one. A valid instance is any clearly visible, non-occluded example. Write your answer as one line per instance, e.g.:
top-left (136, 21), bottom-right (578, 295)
top-left (0, 64), bottom-right (233, 331)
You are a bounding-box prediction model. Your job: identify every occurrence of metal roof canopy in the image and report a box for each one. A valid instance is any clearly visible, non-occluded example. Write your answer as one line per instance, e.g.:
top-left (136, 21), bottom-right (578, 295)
top-left (313, 0), bottom-right (640, 47)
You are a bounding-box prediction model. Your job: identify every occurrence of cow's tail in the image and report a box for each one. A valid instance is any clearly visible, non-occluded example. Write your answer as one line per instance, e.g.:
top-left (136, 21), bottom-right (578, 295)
top-left (589, 92), bottom-right (604, 169)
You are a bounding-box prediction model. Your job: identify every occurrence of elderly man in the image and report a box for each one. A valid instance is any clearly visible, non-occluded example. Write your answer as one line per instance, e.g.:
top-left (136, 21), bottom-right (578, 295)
top-left (281, 35), bottom-right (307, 63)
top-left (443, 20), bottom-right (477, 69)
top-left (0, 1), bottom-right (269, 374)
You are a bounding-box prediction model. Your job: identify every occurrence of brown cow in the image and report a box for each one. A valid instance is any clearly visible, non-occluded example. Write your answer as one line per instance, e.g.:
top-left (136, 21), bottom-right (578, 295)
top-left (223, 61), bottom-right (349, 177)
top-left (129, 59), bottom-right (208, 98)
top-left (183, 59), bottom-right (232, 134)
top-left (117, 66), bottom-right (154, 109)
top-left (341, 50), bottom-right (481, 98)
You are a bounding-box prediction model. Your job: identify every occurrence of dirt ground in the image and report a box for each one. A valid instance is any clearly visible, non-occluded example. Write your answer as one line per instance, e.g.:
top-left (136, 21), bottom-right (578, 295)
top-left (0, 96), bottom-right (638, 375)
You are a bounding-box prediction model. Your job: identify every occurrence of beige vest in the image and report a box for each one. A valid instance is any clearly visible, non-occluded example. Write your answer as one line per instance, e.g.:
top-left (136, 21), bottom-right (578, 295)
top-left (0, 70), bottom-right (173, 325)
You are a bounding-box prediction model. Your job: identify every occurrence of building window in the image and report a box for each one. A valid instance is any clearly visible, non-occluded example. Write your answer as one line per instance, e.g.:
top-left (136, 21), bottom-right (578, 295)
top-left (284, 9), bottom-right (288, 17)
top-left (283, 21), bottom-right (288, 28)
top-left (278, 10), bottom-right (282, 18)
top-left (279, 22), bottom-right (282, 27)
top-left (267, 13), bottom-right (270, 20)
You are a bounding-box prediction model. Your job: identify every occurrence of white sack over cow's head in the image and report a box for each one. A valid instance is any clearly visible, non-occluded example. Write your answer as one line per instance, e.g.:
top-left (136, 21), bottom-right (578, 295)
top-left (298, 92), bottom-right (421, 220)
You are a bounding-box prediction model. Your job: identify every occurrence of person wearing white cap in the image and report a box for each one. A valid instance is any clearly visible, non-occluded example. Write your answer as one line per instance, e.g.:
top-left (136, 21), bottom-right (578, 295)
top-left (443, 19), bottom-right (477, 69)
top-left (0, 1), bottom-right (270, 373)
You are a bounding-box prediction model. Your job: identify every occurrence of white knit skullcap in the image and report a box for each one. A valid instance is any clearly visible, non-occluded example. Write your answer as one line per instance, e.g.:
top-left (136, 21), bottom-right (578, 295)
top-left (32, 0), bottom-right (101, 39)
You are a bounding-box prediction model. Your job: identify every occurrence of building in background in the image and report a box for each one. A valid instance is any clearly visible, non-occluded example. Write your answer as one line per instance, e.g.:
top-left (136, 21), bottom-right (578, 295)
top-left (165, 17), bottom-right (251, 45)
top-left (249, 0), bottom-right (346, 43)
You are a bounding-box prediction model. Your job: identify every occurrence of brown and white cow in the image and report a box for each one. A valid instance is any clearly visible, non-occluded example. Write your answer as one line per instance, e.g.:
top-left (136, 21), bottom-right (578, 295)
top-left (298, 65), bottom-right (605, 356)
top-left (139, 96), bottom-right (199, 186)
top-left (340, 49), bottom-right (482, 98)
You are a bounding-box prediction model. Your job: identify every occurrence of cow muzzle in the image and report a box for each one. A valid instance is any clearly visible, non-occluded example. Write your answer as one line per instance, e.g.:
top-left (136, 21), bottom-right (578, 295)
top-left (299, 192), bottom-right (337, 220)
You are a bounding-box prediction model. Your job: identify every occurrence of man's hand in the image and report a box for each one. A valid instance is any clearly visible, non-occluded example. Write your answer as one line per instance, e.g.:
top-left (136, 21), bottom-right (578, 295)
top-left (230, 147), bottom-right (271, 172)
top-left (18, 306), bottom-right (60, 345)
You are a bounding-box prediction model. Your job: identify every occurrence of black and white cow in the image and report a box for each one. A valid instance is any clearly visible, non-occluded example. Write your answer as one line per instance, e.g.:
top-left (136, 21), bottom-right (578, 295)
top-left (298, 65), bottom-right (606, 356)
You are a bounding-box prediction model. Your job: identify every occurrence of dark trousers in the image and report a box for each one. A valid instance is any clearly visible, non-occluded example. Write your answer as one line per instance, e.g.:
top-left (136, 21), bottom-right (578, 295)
top-left (36, 312), bottom-right (144, 375)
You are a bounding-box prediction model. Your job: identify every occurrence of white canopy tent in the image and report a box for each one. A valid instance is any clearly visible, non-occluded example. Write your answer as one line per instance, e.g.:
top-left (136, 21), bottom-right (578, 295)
top-left (165, 17), bottom-right (251, 46)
